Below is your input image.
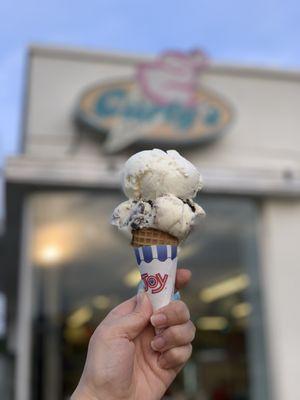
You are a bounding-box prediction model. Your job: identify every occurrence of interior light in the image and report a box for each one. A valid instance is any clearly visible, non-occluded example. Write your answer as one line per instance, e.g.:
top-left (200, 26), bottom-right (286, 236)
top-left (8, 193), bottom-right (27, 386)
top-left (64, 326), bottom-right (88, 344)
top-left (92, 295), bottom-right (111, 310)
top-left (124, 269), bottom-right (141, 287)
top-left (67, 306), bottom-right (92, 328)
top-left (231, 302), bottom-right (252, 319)
top-left (38, 245), bottom-right (62, 266)
top-left (32, 222), bottom-right (78, 266)
top-left (197, 316), bottom-right (228, 331)
top-left (199, 274), bottom-right (250, 303)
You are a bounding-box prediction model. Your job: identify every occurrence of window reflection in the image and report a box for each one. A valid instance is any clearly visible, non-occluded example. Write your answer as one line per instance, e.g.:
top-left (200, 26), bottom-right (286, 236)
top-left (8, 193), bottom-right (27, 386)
top-left (28, 191), bottom-right (264, 400)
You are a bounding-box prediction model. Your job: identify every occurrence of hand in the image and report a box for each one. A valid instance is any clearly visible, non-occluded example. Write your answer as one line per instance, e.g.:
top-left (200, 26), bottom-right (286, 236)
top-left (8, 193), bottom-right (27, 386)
top-left (72, 269), bottom-right (195, 400)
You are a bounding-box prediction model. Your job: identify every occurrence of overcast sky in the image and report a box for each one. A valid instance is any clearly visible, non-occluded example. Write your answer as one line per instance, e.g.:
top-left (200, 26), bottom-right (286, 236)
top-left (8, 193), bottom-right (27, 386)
top-left (0, 0), bottom-right (299, 163)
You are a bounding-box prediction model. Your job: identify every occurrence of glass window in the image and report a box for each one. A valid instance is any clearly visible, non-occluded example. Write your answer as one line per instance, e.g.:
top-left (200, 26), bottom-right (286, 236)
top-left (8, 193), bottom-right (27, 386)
top-left (26, 191), bottom-right (267, 400)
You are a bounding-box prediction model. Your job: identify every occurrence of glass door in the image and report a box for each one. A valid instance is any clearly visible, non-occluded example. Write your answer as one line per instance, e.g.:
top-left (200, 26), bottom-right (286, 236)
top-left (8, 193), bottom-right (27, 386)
top-left (25, 191), bottom-right (267, 400)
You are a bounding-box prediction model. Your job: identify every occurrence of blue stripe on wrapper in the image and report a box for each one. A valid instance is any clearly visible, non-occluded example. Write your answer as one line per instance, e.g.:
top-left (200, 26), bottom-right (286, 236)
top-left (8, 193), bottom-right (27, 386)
top-left (134, 248), bottom-right (141, 265)
top-left (157, 245), bottom-right (167, 262)
top-left (142, 246), bottom-right (153, 263)
top-left (133, 244), bottom-right (177, 265)
top-left (171, 245), bottom-right (177, 260)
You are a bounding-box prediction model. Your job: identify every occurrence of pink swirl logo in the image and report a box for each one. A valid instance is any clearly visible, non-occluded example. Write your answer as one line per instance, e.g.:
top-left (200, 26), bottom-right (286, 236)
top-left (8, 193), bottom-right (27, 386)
top-left (137, 50), bottom-right (208, 107)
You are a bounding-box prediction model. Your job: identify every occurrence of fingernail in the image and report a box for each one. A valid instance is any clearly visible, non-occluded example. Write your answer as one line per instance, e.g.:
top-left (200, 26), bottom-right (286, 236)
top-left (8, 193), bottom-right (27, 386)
top-left (151, 336), bottom-right (166, 351)
top-left (150, 313), bottom-right (167, 327)
top-left (137, 292), bottom-right (146, 306)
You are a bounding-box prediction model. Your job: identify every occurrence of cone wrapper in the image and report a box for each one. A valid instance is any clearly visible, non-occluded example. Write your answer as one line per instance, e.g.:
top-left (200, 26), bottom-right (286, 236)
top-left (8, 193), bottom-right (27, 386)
top-left (133, 245), bottom-right (178, 311)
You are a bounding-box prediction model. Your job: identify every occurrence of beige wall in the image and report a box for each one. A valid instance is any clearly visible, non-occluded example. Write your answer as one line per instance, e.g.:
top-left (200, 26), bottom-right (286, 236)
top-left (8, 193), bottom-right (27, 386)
top-left (261, 199), bottom-right (300, 400)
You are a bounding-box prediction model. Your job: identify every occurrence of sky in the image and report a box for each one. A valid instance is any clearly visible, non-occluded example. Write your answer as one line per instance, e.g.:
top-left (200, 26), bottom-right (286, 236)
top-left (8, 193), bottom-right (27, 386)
top-left (0, 0), bottom-right (300, 163)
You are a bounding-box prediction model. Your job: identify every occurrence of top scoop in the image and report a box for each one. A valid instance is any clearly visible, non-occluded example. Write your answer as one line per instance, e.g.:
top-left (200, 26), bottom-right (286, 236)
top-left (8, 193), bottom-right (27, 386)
top-left (122, 149), bottom-right (203, 200)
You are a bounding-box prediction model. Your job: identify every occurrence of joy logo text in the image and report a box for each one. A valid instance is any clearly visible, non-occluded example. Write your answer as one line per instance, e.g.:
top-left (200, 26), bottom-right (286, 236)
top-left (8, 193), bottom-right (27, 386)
top-left (141, 273), bottom-right (168, 294)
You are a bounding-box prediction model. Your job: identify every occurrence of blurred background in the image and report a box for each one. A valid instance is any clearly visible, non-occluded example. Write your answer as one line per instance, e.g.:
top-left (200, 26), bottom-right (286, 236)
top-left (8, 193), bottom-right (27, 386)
top-left (1, 1), bottom-right (300, 399)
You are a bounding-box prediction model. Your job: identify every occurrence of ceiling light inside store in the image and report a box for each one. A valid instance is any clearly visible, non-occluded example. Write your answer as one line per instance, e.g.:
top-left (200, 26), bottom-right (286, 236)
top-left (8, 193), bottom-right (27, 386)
top-left (64, 326), bottom-right (89, 344)
top-left (32, 222), bottom-right (79, 267)
top-left (67, 306), bottom-right (92, 328)
top-left (199, 274), bottom-right (250, 303)
top-left (124, 269), bottom-right (141, 287)
top-left (38, 245), bottom-right (62, 266)
top-left (92, 295), bottom-right (111, 310)
top-left (231, 302), bottom-right (252, 319)
top-left (197, 317), bottom-right (228, 331)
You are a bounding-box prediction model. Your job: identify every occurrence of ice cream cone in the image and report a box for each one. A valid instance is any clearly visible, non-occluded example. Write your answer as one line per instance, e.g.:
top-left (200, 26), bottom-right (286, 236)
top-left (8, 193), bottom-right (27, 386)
top-left (132, 232), bottom-right (178, 311)
top-left (112, 149), bottom-right (204, 315)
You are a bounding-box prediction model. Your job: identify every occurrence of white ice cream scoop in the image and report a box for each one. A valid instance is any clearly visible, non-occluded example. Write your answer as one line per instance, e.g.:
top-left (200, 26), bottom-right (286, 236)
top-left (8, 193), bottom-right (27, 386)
top-left (122, 149), bottom-right (203, 201)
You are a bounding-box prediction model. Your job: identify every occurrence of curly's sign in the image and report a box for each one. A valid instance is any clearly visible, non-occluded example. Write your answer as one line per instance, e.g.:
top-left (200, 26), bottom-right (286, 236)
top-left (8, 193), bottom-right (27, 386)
top-left (76, 50), bottom-right (233, 153)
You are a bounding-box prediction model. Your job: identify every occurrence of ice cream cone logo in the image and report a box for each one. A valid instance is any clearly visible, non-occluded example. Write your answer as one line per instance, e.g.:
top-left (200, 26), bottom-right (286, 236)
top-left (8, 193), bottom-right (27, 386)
top-left (141, 272), bottom-right (168, 294)
top-left (76, 49), bottom-right (233, 153)
top-left (137, 50), bottom-right (208, 107)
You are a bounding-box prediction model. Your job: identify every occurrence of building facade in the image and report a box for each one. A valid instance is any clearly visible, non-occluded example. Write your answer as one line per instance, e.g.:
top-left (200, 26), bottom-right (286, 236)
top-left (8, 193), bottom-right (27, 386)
top-left (3, 46), bottom-right (300, 400)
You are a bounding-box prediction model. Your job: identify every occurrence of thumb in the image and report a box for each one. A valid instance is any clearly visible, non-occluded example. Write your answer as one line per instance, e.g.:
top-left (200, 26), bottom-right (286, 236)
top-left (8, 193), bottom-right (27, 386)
top-left (113, 292), bottom-right (152, 340)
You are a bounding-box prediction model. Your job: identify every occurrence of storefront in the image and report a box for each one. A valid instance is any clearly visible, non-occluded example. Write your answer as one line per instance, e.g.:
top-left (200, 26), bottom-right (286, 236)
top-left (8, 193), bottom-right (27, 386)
top-left (4, 46), bottom-right (300, 400)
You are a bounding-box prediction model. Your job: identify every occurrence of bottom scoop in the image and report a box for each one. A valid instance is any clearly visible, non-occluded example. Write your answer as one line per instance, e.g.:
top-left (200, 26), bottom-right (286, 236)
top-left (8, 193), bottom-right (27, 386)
top-left (111, 194), bottom-right (205, 241)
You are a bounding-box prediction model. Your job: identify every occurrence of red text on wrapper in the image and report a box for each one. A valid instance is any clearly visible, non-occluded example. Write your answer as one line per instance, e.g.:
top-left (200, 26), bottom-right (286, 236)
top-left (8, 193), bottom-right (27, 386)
top-left (141, 273), bottom-right (168, 294)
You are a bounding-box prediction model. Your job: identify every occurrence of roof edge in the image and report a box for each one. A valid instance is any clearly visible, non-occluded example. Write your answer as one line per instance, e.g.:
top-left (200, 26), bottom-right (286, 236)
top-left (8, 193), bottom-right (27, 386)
top-left (27, 43), bottom-right (300, 81)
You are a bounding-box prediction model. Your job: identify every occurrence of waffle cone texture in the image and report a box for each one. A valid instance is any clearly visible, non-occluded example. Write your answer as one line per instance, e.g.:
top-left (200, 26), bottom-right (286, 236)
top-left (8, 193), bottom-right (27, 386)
top-left (131, 228), bottom-right (179, 247)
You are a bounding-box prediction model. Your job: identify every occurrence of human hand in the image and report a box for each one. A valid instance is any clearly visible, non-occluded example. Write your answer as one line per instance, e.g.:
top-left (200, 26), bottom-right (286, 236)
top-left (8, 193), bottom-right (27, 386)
top-left (72, 269), bottom-right (195, 400)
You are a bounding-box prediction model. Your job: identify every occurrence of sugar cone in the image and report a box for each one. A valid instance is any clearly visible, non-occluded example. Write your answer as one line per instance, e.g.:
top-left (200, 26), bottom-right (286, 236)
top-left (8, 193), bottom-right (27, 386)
top-left (131, 228), bottom-right (179, 247)
top-left (132, 229), bottom-right (178, 311)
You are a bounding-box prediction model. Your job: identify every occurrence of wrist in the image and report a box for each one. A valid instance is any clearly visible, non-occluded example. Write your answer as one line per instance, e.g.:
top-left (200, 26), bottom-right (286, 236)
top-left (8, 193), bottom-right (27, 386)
top-left (71, 384), bottom-right (100, 400)
top-left (71, 384), bottom-right (131, 400)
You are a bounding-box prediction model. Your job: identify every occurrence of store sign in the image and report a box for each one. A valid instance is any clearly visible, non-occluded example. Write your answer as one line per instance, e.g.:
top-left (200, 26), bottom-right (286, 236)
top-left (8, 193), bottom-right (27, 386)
top-left (76, 50), bottom-right (232, 152)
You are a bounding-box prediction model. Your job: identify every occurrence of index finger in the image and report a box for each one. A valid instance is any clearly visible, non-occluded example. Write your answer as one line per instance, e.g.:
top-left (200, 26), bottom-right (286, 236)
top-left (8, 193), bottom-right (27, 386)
top-left (151, 300), bottom-right (190, 328)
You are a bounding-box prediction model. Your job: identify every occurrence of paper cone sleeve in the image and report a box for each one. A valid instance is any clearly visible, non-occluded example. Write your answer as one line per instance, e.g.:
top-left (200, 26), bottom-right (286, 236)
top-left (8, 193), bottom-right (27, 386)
top-left (132, 236), bottom-right (178, 311)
